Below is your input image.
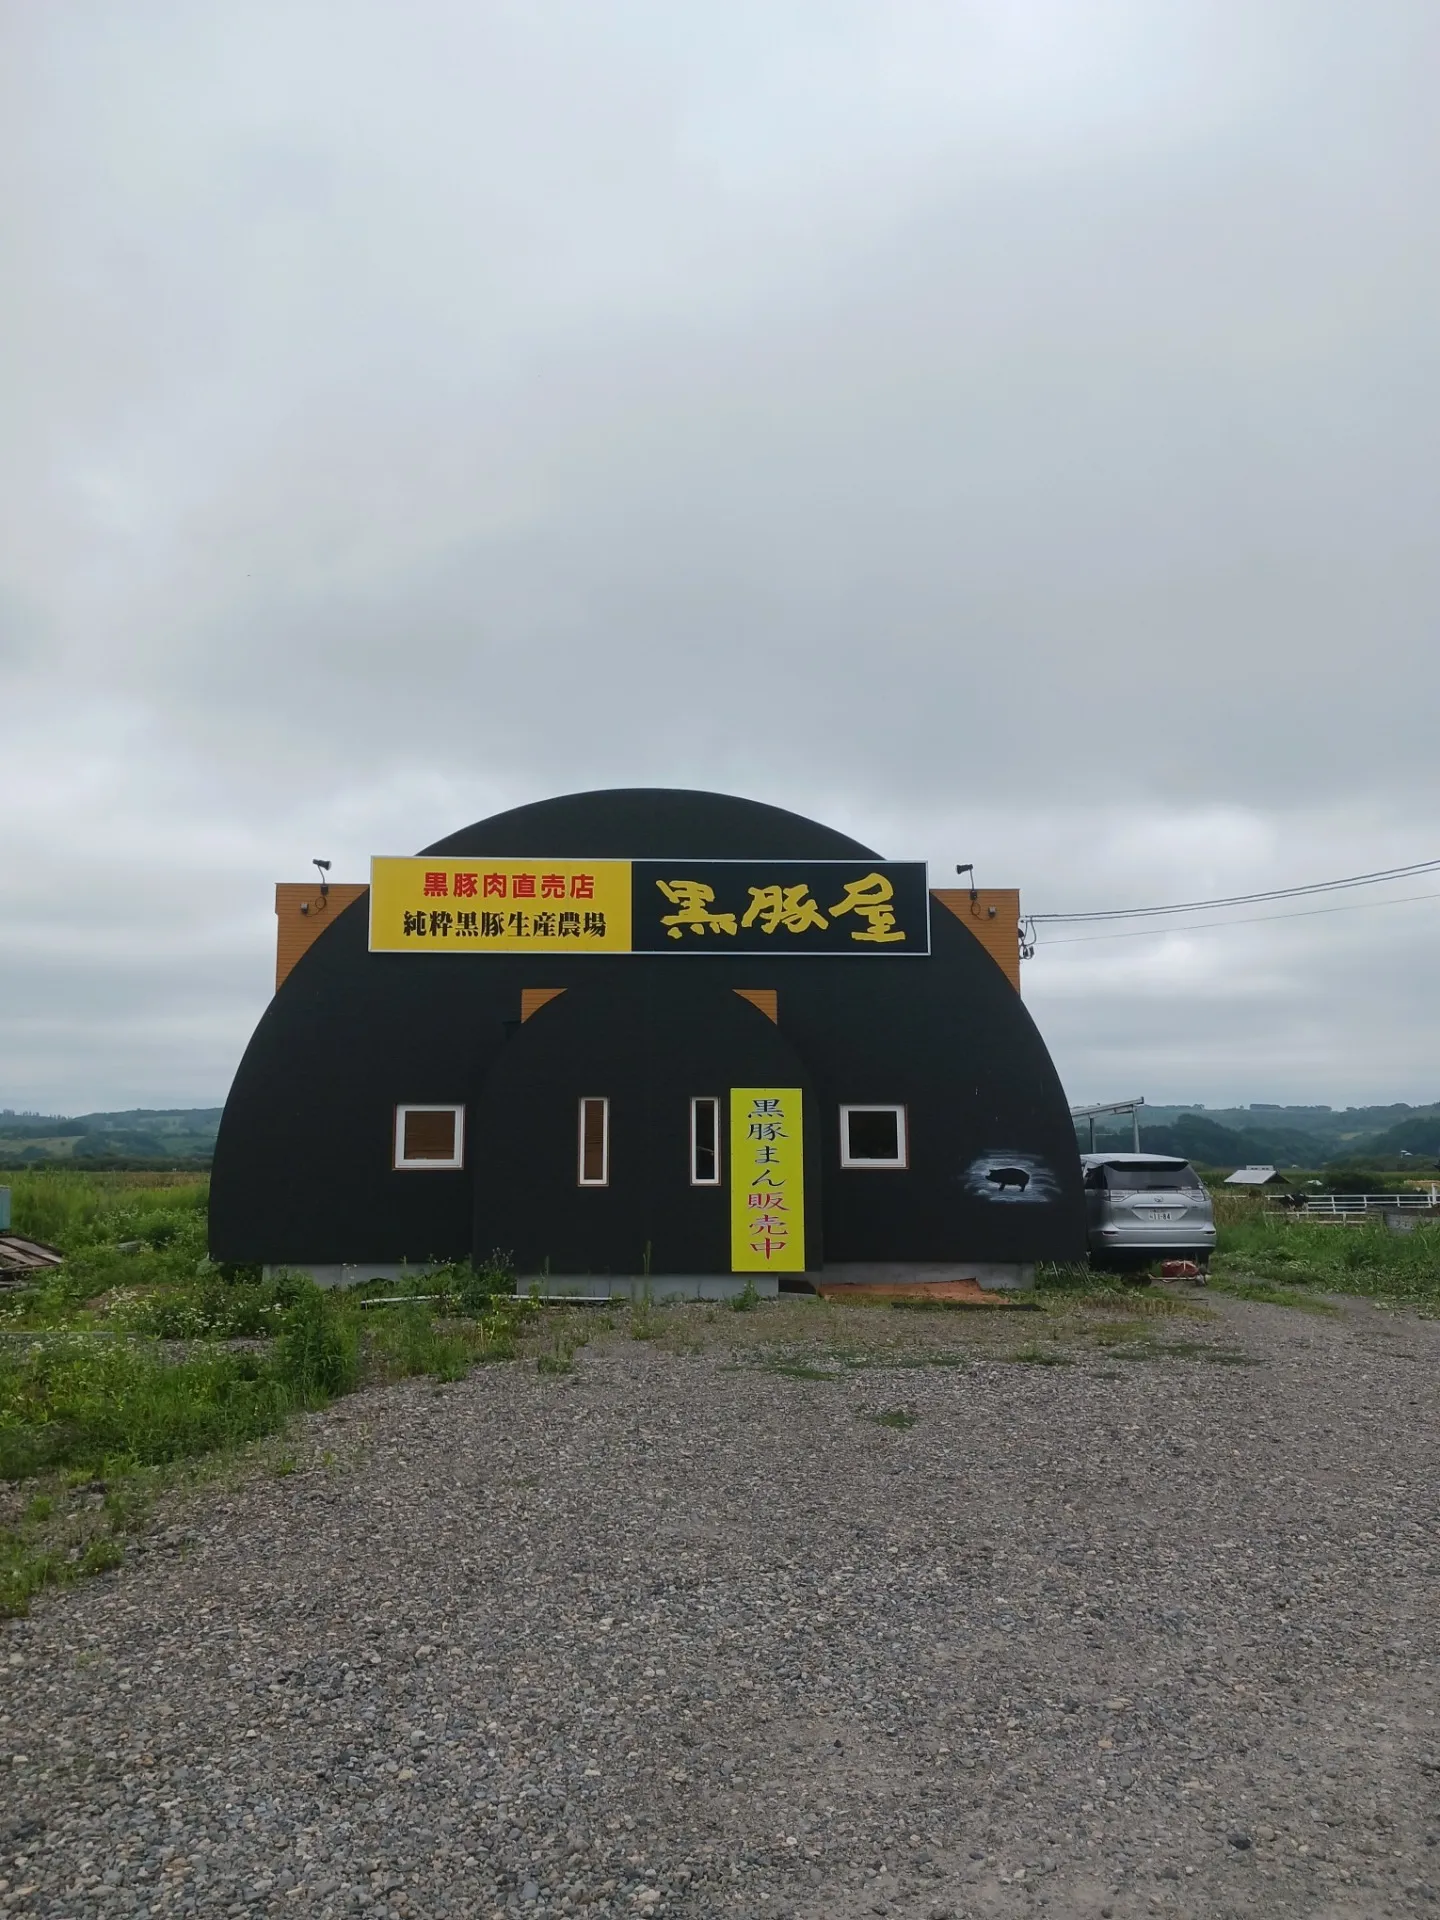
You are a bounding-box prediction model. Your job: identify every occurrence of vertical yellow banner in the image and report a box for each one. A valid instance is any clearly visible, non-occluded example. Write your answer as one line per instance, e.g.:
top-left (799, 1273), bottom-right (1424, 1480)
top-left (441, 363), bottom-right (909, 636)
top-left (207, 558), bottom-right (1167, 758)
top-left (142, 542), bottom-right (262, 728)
top-left (730, 1087), bottom-right (806, 1274)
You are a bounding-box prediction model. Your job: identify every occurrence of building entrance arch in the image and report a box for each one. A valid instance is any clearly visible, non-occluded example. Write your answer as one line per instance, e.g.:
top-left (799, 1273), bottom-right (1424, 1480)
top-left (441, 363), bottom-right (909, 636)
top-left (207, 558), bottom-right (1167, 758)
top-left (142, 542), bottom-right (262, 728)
top-left (470, 972), bottom-right (819, 1283)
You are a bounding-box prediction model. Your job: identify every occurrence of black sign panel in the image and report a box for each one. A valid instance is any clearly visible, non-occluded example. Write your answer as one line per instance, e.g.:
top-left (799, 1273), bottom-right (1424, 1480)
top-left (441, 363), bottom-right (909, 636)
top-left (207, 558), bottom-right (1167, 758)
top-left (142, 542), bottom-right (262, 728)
top-left (631, 860), bottom-right (930, 955)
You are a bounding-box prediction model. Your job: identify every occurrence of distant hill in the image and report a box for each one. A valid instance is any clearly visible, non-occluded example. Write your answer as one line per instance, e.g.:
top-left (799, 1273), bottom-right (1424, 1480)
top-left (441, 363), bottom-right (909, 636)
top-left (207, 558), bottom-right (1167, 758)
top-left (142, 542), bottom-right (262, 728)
top-left (1079, 1101), bottom-right (1440, 1170)
top-left (0, 1108), bottom-right (222, 1166)
top-left (4, 1097), bottom-right (1437, 1172)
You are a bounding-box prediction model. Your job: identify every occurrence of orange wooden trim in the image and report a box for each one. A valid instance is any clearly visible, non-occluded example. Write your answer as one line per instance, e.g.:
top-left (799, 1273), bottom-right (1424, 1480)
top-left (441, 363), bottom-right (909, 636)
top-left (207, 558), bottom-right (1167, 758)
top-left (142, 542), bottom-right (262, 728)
top-left (521, 987), bottom-right (566, 1022)
top-left (931, 888), bottom-right (1021, 991)
top-left (275, 883), bottom-right (369, 991)
top-left (734, 988), bottom-right (778, 1023)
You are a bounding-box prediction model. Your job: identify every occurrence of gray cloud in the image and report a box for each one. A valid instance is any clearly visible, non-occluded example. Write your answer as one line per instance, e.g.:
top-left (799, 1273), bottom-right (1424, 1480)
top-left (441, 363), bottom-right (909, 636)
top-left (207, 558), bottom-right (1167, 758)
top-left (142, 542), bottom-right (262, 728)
top-left (3, 1), bottom-right (1438, 1111)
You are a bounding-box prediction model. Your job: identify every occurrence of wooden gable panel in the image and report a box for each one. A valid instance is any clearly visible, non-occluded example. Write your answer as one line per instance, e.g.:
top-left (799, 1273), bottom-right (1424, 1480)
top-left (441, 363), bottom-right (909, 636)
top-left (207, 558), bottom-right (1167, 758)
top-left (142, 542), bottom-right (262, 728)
top-left (931, 889), bottom-right (1021, 991)
top-left (275, 883), bottom-right (369, 990)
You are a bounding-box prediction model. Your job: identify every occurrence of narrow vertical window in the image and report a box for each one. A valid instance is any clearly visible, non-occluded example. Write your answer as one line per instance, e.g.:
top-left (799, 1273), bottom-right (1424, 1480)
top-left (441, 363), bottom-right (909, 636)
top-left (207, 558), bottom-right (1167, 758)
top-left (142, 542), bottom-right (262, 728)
top-left (690, 1096), bottom-right (721, 1185)
top-left (578, 1098), bottom-right (609, 1186)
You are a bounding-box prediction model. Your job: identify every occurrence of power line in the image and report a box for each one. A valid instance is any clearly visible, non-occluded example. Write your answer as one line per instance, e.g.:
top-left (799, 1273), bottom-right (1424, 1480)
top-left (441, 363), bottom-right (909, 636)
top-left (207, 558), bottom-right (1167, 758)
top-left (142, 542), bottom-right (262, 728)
top-left (1033, 886), bottom-right (1440, 947)
top-left (1029, 856), bottom-right (1440, 925)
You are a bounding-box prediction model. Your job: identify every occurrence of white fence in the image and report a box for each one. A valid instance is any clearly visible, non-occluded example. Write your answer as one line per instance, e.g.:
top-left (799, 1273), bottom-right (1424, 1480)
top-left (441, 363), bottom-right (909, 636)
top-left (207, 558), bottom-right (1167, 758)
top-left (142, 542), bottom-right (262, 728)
top-left (1273, 1190), bottom-right (1440, 1219)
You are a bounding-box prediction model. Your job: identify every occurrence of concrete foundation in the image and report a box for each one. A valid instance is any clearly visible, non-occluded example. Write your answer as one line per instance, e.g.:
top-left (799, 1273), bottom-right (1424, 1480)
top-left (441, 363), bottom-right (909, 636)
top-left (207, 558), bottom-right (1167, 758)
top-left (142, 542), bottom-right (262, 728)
top-left (265, 1260), bottom-right (1034, 1295)
top-left (515, 1273), bottom-right (781, 1303)
top-left (263, 1262), bottom-right (439, 1290)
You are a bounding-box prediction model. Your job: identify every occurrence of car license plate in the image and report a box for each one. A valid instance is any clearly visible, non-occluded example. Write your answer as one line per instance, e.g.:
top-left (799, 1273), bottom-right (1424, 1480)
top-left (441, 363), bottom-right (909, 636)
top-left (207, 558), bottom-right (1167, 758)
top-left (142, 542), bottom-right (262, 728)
top-left (1142, 1209), bottom-right (1183, 1223)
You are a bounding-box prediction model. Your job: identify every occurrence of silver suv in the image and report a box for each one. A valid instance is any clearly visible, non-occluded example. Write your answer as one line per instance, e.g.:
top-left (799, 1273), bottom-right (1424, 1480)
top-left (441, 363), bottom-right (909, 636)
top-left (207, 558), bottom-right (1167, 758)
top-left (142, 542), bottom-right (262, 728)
top-left (1080, 1153), bottom-right (1216, 1271)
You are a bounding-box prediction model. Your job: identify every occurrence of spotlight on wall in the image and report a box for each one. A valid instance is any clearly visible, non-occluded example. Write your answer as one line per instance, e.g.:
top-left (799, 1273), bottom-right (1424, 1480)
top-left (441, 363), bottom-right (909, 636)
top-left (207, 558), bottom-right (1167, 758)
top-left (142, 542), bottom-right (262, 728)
top-left (313, 858), bottom-right (332, 905)
top-left (955, 862), bottom-right (978, 907)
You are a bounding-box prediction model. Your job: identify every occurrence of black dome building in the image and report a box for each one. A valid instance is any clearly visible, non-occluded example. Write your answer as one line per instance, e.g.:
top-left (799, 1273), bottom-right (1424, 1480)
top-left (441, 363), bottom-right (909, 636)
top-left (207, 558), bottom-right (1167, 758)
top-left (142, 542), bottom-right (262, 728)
top-left (210, 789), bottom-right (1084, 1295)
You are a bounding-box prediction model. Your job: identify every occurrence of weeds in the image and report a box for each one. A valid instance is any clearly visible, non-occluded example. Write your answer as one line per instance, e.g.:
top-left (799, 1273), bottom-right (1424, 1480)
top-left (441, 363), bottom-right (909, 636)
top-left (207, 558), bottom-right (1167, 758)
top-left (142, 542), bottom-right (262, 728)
top-left (1208, 1277), bottom-right (1339, 1314)
top-left (1034, 1263), bottom-right (1103, 1293)
top-left (6, 1170), bottom-right (209, 1256)
top-left (0, 1173), bottom-right (530, 1614)
top-left (535, 1312), bottom-right (588, 1376)
top-left (1214, 1215), bottom-right (1440, 1308)
top-left (867, 1408), bottom-right (919, 1429)
top-left (120, 1267), bottom-right (312, 1339)
top-left (80, 1537), bottom-right (125, 1574)
top-left (1, 1541), bottom-right (66, 1617)
top-left (428, 1255), bottom-right (516, 1317)
top-left (730, 1278), bottom-right (761, 1313)
top-left (272, 1287), bottom-right (361, 1400)
top-left (630, 1301), bottom-right (661, 1341)
top-left (751, 1342), bottom-right (967, 1376)
top-left (1102, 1337), bottom-right (1256, 1366)
top-left (0, 1337), bottom-right (292, 1480)
top-left (1, 1463), bottom-right (168, 1617)
top-left (841, 1349), bottom-right (969, 1370)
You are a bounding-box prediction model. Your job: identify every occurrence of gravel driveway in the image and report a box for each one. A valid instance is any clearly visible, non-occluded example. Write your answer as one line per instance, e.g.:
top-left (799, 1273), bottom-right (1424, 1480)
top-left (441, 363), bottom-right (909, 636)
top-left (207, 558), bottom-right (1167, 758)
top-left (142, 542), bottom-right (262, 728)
top-left (4, 1290), bottom-right (1439, 1920)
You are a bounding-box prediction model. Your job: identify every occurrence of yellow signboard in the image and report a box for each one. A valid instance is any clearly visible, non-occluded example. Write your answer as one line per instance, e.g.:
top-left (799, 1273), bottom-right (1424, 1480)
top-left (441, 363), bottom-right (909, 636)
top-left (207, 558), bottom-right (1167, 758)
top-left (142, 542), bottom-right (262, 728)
top-left (369, 857), bottom-right (632, 953)
top-left (730, 1087), bottom-right (805, 1274)
top-left (369, 857), bottom-right (927, 956)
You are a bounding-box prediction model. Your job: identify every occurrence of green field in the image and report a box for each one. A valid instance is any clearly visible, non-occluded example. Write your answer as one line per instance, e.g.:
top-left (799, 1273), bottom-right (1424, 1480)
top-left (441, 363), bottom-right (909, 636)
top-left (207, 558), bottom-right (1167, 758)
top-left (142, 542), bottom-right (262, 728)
top-left (0, 1171), bottom-right (523, 1616)
top-left (1211, 1205), bottom-right (1440, 1308)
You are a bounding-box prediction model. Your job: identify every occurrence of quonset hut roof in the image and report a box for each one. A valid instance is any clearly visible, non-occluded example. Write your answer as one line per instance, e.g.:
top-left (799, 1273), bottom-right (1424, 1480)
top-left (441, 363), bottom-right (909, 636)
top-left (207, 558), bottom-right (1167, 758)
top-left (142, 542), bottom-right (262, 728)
top-left (211, 787), bottom-right (1085, 1277)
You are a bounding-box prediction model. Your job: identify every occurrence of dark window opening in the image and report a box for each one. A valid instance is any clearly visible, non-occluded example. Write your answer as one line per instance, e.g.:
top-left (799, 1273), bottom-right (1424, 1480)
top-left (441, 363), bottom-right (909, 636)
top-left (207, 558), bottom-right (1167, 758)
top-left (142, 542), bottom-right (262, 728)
top-left (1098, 1160), bottom-right (1201, 1191)
top-left (840, 1104), bottom-right (908, 1168)
top-left (691, 1097), bottom-right (721, 1185)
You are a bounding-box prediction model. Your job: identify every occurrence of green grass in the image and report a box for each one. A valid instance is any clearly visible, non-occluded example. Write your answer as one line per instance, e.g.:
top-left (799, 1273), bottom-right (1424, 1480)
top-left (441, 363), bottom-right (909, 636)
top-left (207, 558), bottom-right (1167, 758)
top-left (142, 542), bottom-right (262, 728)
top-left (867, 1407), bottom-right (919, 1428)
top-left (629, 1302), bottom-right (662, 1340)
top-left (1007, 1342), bottom-right (1073, 1365)
top-left (533, 1313), bottom-right (588, 1377)
top-left (1101, 1337), bottom-right (1256, 1365)
top-left (755, 1343), bottom-right (971, 1374)
top-left (1035, 1262), bottom-right (1134, 1298)
top-left (7, 1169), bottom-right (210, 1256)
top-left (1034, 1267), bottom-right (1203, 1316)
top-left (1036, 1219), bottom-right (1440, 1315)
top-left (1214, 1214), bottom-right (1440, 1308)
top-left (1208, 1276), bottom-right (1339, 1314)
top-left (841, 1349), bottom-right (969, 1370)
top-left (0, 1174), bottom-right (528, 1615)
top-left (0, 1337), bottom-right (293, 1480)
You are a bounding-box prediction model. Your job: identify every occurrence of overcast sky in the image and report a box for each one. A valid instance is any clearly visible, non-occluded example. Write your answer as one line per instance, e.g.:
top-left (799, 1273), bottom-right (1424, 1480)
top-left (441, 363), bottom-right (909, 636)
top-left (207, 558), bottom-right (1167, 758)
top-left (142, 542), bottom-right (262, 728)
top-left (4, 0), bottom-right (1438, 1116)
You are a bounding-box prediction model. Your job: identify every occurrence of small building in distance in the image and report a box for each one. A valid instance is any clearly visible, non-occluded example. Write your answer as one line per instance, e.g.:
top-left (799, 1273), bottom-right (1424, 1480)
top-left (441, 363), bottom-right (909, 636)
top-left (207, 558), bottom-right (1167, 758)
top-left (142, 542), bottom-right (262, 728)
top-left (210, 788), bottom-right (1085, 1296)
top-left (1224, 1164), bottom-right (1289, 1187)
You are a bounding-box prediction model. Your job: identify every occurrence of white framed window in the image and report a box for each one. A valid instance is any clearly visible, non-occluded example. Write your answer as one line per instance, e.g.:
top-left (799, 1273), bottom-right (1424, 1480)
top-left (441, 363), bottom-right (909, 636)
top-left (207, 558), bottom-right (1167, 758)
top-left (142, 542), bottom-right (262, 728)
top-left (839, 1104), bottom-right (908, 1169)
top-left (394, 1104), bottom-right (465, 1171)
top-left (690, 1096), bottom-right (722, 1185)
top-left (578, 1097), bottom-right (609, 1186)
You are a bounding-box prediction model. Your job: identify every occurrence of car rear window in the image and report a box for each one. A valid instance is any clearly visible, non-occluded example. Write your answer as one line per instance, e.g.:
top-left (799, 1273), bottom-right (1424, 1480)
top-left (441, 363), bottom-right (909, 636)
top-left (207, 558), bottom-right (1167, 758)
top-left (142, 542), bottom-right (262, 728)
top-left (1102, 1162), bottom-right (1202, 1191)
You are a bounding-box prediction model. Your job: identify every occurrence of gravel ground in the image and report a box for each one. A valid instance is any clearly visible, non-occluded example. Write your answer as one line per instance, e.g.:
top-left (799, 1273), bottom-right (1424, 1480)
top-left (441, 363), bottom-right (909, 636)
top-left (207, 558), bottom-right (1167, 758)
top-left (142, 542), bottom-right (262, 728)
top-left (3, 1289), bottom-right (1439, 1920)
